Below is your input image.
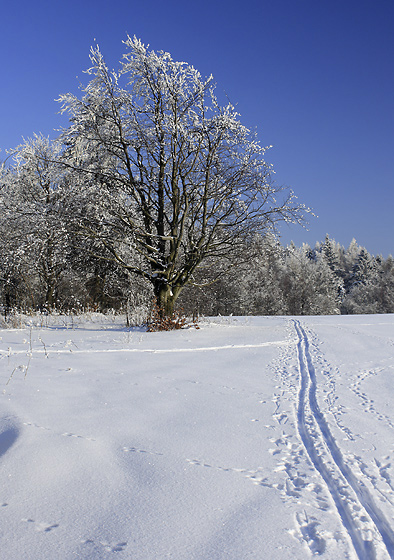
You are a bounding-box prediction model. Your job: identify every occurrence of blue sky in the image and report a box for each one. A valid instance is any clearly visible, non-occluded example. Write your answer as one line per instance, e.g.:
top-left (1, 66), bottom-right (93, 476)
top-left (1, 0), bottom-right (393, 256)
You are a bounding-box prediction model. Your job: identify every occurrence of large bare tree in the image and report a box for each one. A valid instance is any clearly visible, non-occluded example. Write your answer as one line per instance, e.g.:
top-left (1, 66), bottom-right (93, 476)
top-left (59, 37), bottom-right (307, 315)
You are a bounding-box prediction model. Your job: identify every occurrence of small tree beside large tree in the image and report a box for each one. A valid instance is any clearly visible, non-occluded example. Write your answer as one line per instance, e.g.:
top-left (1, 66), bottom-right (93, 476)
top-left (58, 37), bottom-right (308, 317)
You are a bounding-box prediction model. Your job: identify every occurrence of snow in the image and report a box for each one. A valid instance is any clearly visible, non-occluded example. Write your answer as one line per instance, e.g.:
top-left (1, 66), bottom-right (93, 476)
top-left (1, 313), bottom-right (394, 559)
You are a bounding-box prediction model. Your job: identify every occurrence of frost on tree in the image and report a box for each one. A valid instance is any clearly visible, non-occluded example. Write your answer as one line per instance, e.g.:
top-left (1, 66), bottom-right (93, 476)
top-left (0, 135), bottom-right (70, 311)
top-left (58, 37), bottom-right (308, 316)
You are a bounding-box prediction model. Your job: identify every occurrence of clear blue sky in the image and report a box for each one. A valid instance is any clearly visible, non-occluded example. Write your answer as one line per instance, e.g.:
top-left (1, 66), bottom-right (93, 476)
top-left (1, 0), bottom-right (393, 256)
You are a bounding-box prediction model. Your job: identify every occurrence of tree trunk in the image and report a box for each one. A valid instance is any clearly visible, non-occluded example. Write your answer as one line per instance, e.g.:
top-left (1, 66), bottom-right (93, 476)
top-left (153, 281), bottom-right (182, 317)
top-left (45, 283), bottom-right (56, 311)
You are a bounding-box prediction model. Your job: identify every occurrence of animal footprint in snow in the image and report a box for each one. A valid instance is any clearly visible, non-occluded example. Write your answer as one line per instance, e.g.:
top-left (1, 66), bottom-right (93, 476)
top-left (22, 518), bottom-right (59, 532)
top-left (122, 446), bottom-right (163, 456)
top-left (102, 541), bottom-right (128, 552)
top-left (273, 411), bottom-right (289, 425)
top-left (269, 448), bottom-right (282, 456)
top-left (269, 432), bottom-right (294, 448)
top-left (62, 432), bottom-right (96, 441)
top-left (307, 483), bottom-right (331, 511)
top-left (292, 511), bottom-right (326, 556)
top-left (23, 422), bottom-right (95, 442)
top-left (82, 538), bottom-right (128, 552)
top-left (23, 422), bottom-right (51, 431)
top-left (375, 457), bottom-right (394, 489)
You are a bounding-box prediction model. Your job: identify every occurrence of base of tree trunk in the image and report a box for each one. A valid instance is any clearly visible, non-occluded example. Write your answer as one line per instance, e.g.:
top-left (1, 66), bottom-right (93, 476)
top-left (146, 299), bottom-right (187, 331)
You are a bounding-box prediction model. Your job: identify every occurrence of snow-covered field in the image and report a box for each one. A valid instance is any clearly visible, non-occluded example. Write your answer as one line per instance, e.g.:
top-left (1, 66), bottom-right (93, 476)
top-left (1, 314), bottom-right (394, 559)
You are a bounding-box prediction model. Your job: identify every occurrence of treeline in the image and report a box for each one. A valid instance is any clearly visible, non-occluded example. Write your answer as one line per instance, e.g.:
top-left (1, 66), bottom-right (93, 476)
top-left (0, 134), bottom-right (392, 318)
top-left (178, 234), bottom-right (394, 316)
top-left (1, 148), bottom-right (392, 322)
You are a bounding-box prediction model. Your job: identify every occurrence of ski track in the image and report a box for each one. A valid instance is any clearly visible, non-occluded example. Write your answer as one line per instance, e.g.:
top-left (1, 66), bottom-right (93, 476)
top-left (0, 339), bottom-right (293, 357)
top-left (293, 319), bottom-right (394, 560)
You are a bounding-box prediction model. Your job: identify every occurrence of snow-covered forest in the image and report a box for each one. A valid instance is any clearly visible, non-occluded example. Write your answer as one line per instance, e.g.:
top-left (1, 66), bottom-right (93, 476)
top-left (178, 234), bottom-right (394, 317)
top-left (1, 188), bottom-right (392, 320)
top-left (0, 132), bottom-right (391, 319)
top-left (1, 38), bottom-right (392, 321)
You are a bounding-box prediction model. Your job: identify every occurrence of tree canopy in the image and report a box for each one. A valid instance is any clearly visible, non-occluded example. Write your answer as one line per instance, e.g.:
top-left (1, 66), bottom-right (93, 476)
top-left (57, 37), bottom-right (308, 315)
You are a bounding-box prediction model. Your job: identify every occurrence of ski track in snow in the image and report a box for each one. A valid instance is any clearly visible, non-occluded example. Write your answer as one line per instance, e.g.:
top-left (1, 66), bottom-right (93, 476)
top-left (293, 319), bottom-right (394, 560)
top-left (0, 339), bottom-right (293, 357)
